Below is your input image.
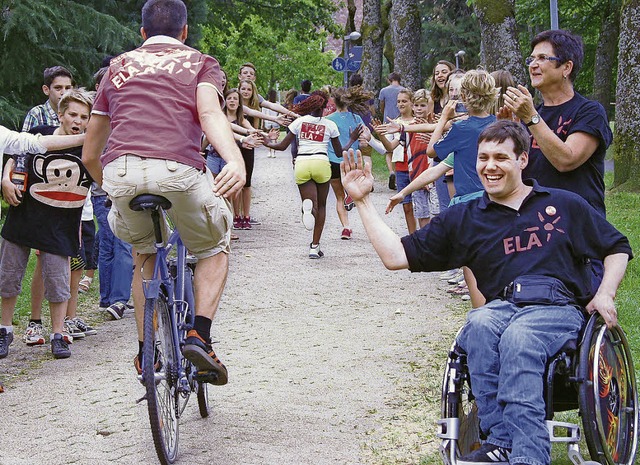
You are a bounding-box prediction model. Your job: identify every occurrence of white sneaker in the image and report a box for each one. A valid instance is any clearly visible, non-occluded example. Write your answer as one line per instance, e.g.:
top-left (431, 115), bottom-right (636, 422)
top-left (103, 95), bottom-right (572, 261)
top-left (309, 243), bottom-right (324, 259)
top-left (23, 321), bottom-right (46, 346)
top-left (301, 199), bottom-right (315, 230)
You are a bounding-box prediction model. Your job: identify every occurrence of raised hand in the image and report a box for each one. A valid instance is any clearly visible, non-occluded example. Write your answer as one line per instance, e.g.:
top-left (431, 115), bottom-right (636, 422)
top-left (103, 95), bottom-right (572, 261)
top-left (340, 149), bottom-right (374, 202)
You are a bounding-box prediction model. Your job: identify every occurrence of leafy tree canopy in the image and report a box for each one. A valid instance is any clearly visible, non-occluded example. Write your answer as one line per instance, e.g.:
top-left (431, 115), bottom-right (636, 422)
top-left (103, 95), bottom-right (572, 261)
top-left (201, 14), bottom-right (342, 95)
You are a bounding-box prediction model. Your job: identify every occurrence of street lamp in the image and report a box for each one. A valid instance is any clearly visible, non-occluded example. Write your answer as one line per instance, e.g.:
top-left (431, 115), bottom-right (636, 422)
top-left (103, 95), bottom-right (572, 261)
top-left (455, 50), bottom-right (465, 69)
top-left (343, 31), bottom-right (362, 87)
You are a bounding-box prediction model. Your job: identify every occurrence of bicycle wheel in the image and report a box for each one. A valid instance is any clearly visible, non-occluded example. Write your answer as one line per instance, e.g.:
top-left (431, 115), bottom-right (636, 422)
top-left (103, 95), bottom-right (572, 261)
top-left (144, 295), bottom-right (179, 465)
top-left (196, 380), bottom-right (210, 418)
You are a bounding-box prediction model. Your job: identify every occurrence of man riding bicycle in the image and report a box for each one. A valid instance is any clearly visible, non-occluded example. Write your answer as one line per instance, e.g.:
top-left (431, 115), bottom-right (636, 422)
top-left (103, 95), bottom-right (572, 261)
top-left (82, 0), bottom-right (245, 385)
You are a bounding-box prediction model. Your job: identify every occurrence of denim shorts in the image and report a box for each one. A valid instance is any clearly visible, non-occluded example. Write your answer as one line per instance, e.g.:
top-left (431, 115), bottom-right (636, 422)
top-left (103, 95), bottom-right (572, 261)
top-left (102, 155), bottom-right (233, 259)
top-left (412, 187), bottom-right (440, 218)
top-left (395, 170), bottom-right (412, 205)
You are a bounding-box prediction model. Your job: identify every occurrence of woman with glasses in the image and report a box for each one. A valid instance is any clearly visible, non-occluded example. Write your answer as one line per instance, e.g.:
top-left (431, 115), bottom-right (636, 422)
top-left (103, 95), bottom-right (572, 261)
top-left (501, 29), bottom-right (612, 217)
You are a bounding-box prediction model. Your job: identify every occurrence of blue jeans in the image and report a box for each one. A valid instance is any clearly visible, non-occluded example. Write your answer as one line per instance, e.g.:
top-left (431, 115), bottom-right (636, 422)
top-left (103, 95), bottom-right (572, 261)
top-left (432, 160), bottom-right (450, 211)
top-left (457, 299), bottom-right (585, 465)
top-left (92, 195), bottom-right (133, 307)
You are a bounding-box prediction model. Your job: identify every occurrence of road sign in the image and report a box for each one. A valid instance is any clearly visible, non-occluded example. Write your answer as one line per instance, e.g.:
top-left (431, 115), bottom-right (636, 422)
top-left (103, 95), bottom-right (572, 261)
top-left (348, 46), bottom-right (363, 61)
top-left (331, 57), bottom-right (346, 72)
top-left (346, 59), bottom-right (361, 72)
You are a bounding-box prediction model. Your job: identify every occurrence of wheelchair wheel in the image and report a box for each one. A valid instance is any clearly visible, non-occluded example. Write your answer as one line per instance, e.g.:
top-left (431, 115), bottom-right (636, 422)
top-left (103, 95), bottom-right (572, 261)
top-left (441, 337), bottom-right (482, 458)
top-left (578, 314), bottom-right (638, 465)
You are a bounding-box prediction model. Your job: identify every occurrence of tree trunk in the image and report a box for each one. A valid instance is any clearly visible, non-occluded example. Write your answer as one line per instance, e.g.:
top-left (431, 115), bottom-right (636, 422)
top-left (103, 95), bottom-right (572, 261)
top-left (361, 0), bottom-right (384, 92)
top-left (391, 0), bottom-right (422, 90)
top-left (474, 0), bottom-right (527, 86)
top-left (612, 0), bottom-right (640, 191)
top-left (382, 0), bottom-right (394, 72)
top-left (592, 1), bottom-right (620, 120)
top-left (346, 0), bottom-right (357, 35)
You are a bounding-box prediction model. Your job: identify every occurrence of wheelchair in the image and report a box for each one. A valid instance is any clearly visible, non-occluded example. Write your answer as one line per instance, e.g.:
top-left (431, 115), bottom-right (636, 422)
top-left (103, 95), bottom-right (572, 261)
top-left (437, 314), bottom-right (638, 465)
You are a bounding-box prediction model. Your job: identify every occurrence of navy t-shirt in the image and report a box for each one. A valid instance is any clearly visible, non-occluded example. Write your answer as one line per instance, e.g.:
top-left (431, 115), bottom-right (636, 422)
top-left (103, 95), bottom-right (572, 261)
top-left (401, 181), bottom-right (632, 304)
top-left (524, 92), bottom-right (612, 216)
top-left (1, 125), bottom-right (92, 256)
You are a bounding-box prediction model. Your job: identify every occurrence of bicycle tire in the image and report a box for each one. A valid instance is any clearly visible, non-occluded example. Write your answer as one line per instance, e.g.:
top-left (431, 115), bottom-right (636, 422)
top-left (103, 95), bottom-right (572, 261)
top-left (144, 294), bottom-right (179, 465)
top-left (197, 380), bottom-right (210, 418)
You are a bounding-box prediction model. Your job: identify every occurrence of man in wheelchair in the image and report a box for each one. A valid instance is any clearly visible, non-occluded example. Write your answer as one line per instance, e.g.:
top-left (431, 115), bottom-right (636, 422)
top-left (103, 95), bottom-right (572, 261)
top-left (340, 120), bottom-right (633, 465)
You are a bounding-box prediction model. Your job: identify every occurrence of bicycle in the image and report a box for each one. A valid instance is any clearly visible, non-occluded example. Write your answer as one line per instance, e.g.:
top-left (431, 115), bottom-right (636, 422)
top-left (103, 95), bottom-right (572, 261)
top-left (130, 193), bottom-right (218, 465)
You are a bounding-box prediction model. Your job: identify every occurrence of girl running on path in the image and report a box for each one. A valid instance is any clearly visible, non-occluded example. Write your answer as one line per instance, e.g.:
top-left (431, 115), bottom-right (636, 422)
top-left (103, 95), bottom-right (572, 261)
top-left (264, 91), bottom-right (361, 258)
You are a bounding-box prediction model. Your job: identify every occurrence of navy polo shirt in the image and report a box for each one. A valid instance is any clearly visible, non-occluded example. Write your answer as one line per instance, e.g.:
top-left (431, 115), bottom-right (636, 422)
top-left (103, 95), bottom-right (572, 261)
top-left (401, 180), bottom-right (632, 303)
top-left (524, 92), bottom-right (612, 216)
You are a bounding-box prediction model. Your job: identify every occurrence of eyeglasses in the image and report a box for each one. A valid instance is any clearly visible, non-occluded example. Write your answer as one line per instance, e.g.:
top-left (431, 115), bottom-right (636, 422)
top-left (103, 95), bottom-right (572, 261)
top-left (525, 55), bottom-right (562, 66)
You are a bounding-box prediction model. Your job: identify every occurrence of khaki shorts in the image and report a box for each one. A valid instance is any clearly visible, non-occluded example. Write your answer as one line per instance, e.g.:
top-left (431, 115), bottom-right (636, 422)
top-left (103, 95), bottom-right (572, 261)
top-left (294, 157), bottom-right (331, 185)
top-left (0, 240), bottom-right (70, 302)
top-left (102, 155), bottom-right (233, 259)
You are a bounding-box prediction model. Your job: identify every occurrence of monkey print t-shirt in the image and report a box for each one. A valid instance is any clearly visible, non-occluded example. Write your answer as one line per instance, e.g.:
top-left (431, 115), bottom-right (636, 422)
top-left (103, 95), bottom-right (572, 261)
top-left (1, 126), bottom-right (92, 256)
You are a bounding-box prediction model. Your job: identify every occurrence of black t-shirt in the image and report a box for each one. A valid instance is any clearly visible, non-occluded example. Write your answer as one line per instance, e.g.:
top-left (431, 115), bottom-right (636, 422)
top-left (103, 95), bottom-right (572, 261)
top-left (524, 92), bottom-right (612, 216)
top-left (1, 125), bottom-right (92, 256)
top-left (401, 181), bottom-right (632, 304)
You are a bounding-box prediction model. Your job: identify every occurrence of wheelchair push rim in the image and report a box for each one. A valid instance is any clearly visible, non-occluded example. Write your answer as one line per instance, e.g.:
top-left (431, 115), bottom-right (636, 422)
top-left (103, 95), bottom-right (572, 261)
top-left (440, 331), bottom-right (482, 460)
top-left (579, 315), bottom-right (638, 465)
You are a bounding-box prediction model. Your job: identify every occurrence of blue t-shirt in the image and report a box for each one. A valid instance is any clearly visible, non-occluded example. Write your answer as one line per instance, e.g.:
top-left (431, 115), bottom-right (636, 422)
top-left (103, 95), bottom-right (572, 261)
top-left (379, 84), bottom-right (404, 121)
top-left (326, 111), bottom-right (363, 163)
top-left (293, 93), bottom-right (310, 105)
top-left (433, 115), bottom-right (496, 197)
top-left (524, 92), bottom-right (612, 216)
top-left (401, 181), bottom-right (632, 304)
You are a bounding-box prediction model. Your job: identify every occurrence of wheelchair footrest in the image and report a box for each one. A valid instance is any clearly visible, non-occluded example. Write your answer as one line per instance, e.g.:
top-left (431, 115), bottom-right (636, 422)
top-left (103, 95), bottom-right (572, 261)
top-left (437, 417), bottom-right (460, 440)
top-left (546, 419), bottom-right (580, 443)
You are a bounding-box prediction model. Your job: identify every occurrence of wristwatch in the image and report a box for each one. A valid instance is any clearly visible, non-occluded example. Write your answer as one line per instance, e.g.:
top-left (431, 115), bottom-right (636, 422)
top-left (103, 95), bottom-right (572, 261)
top-left (526, 114), bottom-right (540, 127)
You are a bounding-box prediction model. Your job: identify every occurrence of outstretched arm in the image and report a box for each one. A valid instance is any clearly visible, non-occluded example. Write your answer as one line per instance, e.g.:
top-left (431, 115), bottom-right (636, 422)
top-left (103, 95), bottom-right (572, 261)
top-left (341, 149), bottom-right (409, 270)
top-left (265, 131), bottom-right (295, 151)
top-left (386, 162), bottom-right (450, 214)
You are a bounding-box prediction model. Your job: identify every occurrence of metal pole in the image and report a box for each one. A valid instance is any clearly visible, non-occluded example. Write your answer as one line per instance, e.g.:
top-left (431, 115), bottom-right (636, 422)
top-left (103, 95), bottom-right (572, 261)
top-left (455, 55), bottom-right (459, 69)
top-left (550, 0), bottom-right (559, 29)
top-left (343, 38), bottom-right (350, 88)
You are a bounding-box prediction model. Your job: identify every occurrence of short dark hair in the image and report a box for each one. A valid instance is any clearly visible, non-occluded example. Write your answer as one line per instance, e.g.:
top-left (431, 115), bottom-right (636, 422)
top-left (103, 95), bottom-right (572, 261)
top-left (349, 73), bottom-right (363, 87)
top-left (141, 0), bottom-right (187, 39)
top-left (388, 72), bottom-right (401, 83)
top-left (43, 66), bottom-right (73, 87)
top-left (301, 79), bottom-right (312, 93)
top-left (531, 29), bottom-right (583, 82)
top-left (477, 121), bottom-right (530, 157)
top-left (93, 67), bottom-right (108, 87)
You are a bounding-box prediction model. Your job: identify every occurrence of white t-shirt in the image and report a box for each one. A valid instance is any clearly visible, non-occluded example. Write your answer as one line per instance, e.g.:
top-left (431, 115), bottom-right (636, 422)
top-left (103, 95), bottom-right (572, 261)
top-left (288, 115), bottom-right (339, 157)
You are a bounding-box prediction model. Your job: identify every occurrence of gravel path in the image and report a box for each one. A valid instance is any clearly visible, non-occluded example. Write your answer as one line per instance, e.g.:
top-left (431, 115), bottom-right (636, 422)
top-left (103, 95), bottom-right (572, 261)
top-left (0, 147), bottom-right (461, 465)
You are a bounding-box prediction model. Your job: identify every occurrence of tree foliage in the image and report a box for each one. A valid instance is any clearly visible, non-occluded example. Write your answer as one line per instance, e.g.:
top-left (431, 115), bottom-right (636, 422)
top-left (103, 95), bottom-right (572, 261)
top-left (0, 0), bottom-right (139, 129)
top-left (418, 0), bottom-right (482, 80)
top-left (200, 14), bottom-right (342, 95)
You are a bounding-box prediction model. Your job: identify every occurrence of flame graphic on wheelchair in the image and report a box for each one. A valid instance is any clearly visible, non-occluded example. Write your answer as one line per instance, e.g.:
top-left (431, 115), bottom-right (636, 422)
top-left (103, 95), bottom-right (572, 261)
top-left (591, 334), bottom-right (628, 462)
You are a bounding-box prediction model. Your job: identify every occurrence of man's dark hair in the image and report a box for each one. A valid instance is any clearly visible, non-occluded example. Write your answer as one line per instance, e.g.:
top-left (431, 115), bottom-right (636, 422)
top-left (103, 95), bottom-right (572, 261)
top-left (142, 0), bottom-right (187, 39)
top-left (301, 79), bottom-right (312, 93)
top-left (349, 73), bottom-right (363, 87)
top-left (477, 120), bottom-right (530, 157)
top-left (531, 29), bottom-right (583, 82)
top-left (43, 66), bottom-right (73, 88)
top-left (93, 67), bottom-right (108, 88)
top-left (388, 72), bottom-right (401, 83)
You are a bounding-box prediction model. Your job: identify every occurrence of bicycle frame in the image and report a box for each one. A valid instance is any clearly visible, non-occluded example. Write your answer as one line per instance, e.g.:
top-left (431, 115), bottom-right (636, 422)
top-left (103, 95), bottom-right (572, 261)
top-left (141, 207), bottom-right (196, 395)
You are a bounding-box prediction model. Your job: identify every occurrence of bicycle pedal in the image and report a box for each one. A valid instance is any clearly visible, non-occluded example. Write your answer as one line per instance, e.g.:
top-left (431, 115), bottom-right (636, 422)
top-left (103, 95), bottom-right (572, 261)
top-left (193, 371), bottom-right (219, 384)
